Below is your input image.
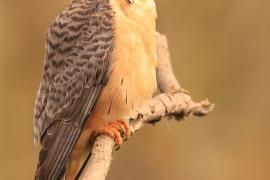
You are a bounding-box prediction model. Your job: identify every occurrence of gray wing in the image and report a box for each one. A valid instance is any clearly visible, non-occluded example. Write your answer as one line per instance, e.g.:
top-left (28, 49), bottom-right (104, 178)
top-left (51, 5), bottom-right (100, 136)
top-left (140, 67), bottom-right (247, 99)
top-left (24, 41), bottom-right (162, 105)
top-left (34, 0), bottom-right (115, 179)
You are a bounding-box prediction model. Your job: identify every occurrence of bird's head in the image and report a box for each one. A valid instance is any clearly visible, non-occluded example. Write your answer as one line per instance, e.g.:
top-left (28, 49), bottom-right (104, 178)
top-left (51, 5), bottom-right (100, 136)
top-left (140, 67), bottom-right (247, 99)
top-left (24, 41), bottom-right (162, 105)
top-left (112, 0), bottom-right (157, 22)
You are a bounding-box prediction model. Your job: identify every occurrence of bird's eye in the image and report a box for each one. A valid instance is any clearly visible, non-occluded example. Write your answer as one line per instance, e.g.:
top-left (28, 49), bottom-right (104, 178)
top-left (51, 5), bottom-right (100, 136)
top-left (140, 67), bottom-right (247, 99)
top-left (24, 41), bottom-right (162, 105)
top-left (127, 0), bottom-right (134, 4)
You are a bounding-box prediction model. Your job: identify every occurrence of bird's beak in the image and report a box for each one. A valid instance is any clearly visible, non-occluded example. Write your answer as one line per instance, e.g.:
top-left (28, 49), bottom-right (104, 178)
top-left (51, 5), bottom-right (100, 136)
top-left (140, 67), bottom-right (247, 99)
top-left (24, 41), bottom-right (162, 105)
top-left (128, 0), bottom-right (134, 4)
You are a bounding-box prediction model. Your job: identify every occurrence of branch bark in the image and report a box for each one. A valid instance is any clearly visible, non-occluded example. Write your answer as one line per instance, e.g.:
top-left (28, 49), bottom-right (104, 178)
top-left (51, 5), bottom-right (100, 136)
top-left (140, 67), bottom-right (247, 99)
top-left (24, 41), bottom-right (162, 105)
top-left (79, 32), bottom-right (214, 180)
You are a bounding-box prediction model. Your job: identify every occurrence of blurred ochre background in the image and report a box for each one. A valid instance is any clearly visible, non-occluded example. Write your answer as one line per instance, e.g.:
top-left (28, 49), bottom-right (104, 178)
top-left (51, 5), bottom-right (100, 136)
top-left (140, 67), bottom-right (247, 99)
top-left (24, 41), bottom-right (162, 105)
top-left (1, 0), bottom-right (270, 179)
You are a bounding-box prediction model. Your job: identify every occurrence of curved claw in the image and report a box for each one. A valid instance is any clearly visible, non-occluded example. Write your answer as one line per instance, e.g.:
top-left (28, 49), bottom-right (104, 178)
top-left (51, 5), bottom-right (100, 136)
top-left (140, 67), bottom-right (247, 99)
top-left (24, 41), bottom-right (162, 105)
top-left (99, 120), bottom-right (130, 147)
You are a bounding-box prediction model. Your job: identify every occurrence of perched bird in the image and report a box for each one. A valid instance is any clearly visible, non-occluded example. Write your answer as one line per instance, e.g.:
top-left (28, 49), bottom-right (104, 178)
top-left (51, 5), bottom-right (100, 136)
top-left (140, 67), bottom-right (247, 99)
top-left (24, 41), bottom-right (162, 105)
top-left (33, 0), bottom-right (158, 179)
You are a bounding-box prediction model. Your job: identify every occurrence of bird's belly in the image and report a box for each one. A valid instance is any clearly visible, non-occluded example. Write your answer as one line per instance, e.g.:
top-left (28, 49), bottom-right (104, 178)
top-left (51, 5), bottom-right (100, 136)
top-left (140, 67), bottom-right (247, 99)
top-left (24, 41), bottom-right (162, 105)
top-left (87, 39), bottom-right (157, 130)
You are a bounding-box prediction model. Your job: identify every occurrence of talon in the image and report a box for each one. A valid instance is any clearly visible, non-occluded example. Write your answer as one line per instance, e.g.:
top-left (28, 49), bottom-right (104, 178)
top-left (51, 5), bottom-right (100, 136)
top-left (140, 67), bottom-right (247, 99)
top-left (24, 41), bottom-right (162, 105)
top-left (98, 120), bottom-right (130, 146)
top-left (114, 144), bottom-right (121, 151)
top-left (103, 126), bottom-right (122, 145)
top-left (116, 120), bottom-right (130, 138)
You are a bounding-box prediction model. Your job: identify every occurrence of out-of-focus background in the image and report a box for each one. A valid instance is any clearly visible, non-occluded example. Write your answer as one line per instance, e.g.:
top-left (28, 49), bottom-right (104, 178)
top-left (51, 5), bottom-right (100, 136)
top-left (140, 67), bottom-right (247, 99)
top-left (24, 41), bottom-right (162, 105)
top-left (1, 0), bottom-right (270, 179)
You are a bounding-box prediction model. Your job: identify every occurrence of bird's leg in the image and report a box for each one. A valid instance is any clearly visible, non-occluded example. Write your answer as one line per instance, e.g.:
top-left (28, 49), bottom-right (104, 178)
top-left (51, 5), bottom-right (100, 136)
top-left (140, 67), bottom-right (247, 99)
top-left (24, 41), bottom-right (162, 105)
top-left (97, 120), bottom-right (130, 146)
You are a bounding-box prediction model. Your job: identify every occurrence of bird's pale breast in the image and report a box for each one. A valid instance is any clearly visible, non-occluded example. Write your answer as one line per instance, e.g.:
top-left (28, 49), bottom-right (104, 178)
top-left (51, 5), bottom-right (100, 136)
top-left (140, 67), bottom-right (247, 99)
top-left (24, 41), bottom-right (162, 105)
top-left (87, 0), bottom-right (157, 130)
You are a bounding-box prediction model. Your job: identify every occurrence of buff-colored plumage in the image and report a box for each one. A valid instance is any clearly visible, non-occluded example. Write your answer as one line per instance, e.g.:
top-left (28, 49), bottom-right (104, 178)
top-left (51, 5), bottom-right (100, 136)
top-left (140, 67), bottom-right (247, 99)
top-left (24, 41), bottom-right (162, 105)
top-left (87, 0), bottom-right (157, 131)
top-left (34, 0), bottom-right (157, 179)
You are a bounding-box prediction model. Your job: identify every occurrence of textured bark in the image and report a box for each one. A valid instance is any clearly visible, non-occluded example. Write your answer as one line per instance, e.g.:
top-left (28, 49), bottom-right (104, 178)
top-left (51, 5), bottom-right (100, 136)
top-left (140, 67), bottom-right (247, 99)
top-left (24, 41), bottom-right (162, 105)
top-left (79, 32), bottom-right (214, 180)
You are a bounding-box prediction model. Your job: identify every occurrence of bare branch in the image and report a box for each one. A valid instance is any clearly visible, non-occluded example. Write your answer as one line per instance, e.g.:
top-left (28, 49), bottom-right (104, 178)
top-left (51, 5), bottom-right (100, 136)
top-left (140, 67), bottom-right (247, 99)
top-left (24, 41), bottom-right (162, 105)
top-left (156, 32), bottom-right (181, 92)
top-left (79, 32), bottom-right (214, 180)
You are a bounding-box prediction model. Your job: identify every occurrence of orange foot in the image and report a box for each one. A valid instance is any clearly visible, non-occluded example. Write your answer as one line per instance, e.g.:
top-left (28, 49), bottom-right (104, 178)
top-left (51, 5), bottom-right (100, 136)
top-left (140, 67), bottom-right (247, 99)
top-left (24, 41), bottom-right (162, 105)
top-left (101, 120), bottom-right (130, 145)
